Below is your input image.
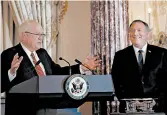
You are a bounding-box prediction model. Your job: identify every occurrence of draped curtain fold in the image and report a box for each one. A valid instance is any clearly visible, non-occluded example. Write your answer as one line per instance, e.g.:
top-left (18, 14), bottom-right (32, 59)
top-left (9, 1), bottom-right (59, 57)
top-left (1, 1), bottom-right (13, 53)
top-left (0, 1), bottom-right (2, 52)
top-left (91, 0), bottom-right (129, 75)
top-left (149, 1), bottom-right (167, 49)
top-left (91, 1), bottom-right (129, 114)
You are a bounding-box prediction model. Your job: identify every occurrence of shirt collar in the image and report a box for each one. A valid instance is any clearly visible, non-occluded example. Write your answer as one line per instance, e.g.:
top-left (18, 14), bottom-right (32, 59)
top-left (20, 43), bottom-right (36, 56)
top-left (133, 43), bottom-right (147, 54)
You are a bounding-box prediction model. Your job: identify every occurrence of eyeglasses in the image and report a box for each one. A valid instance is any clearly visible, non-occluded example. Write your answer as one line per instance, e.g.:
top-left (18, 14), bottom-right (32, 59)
top-left (25, 31), bottom-right (46, 38)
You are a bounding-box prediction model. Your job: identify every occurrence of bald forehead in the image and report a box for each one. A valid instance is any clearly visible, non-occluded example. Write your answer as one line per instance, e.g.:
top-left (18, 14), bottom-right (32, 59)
top-left (25, 21), bottom-right (42, 30)
top-left (30, 22), bottom-right (43, 31)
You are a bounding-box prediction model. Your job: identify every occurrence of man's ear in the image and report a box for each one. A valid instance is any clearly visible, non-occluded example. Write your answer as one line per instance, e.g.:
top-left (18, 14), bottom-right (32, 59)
top-left (147, 28), bottom-right (153, 40)
top-left (128, 32), bottom-right (131, 39)
top-left (22, 32), bottom-right (27, 39)
top-left (20, 32), bottom-right (26, 41)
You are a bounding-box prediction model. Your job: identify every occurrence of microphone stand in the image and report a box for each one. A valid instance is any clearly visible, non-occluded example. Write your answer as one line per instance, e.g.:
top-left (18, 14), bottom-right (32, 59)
top-left (74, 59), bottom-right (96, 75)
top-left (59, 57), bottom-right (72, 76)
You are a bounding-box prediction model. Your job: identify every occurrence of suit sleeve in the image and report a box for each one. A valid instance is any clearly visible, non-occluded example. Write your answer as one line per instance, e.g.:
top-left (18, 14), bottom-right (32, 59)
top-left (163, 51), bottom-right (167, 114)
top-left (163, 50), bottom-right (167, 112)
top-left (43, 49), bottom-right (80, 75)
top-left (111, 52), bottom-right (124, 100)
top-left (155, 50), bottom-right (167, 112)
top-left (1, 51), bottom-right (12, 93)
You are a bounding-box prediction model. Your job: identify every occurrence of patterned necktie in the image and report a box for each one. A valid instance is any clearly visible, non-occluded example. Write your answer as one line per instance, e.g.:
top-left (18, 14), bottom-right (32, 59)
top-left (31, 53), bottom-right (45, 77)
top-left (138, 50), bottom-right (143, 70)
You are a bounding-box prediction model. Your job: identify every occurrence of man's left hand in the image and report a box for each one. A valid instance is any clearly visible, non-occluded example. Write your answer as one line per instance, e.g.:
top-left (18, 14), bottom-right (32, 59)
top-left (81, 55), bottom-right (101, 72)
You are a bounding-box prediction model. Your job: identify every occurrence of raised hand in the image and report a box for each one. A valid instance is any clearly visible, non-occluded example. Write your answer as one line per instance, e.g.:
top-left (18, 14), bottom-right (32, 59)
top-left (81, 55), bottom-right (101, 71)
top-left (10, 53), bottom-right (23, 75)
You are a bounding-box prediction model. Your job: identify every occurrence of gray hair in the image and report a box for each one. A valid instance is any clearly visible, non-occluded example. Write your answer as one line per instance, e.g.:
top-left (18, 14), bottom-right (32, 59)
top-left (18, 20), bottom-right (38, 38)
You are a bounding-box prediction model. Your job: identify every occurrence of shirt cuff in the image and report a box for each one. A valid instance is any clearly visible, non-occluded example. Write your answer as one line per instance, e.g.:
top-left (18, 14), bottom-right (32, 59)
top-left (79, 65), bottom-right (92, 75)
top-left (8, 69), bottom-right (16, 81)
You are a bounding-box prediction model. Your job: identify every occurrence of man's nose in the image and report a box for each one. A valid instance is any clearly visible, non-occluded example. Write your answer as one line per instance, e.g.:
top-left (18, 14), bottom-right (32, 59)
top-left (38, 35), bottom-right (43, 40)
top-left (134, 30), bottom-right (139, 35)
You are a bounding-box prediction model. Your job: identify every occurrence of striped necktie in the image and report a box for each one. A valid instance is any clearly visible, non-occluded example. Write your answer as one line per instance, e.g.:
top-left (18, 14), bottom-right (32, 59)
top-left (31, 53), bottom-right (45, 77)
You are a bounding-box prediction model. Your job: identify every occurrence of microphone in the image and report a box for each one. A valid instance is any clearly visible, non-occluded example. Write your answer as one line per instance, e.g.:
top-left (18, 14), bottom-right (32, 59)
top-left (59, 57), bottom-right (72, 76)
top-left (74, 59), bottom-right (95, 75)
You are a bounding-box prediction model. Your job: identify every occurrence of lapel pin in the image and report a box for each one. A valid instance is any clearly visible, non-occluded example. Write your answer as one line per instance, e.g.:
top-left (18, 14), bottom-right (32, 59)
top-left (148, 50), bottom-right (151, 53)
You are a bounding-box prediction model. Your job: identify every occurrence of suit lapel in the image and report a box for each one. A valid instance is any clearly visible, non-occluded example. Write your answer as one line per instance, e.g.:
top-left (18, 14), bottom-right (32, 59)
top-left (129, 44), bottom-right (153, 73)
top-left (129, 46), bottom-right (140, 69)
top-left (17, 44), bottom-right (33, 68)
top-left (37, 51), bottom-right (52, 75)
top-left (143, 44), bottom-right (152, 69)
top-left (128, 46), bottom-right (145, 76)
top-left (16, 44), bottom-right (38, 76)
top-left (17, 44), bottom-right (52, 75)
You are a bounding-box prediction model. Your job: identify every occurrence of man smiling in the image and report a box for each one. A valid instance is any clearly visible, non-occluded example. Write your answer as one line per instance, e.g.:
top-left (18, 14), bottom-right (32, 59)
top-left (112, 20), bottom-right (167, 113)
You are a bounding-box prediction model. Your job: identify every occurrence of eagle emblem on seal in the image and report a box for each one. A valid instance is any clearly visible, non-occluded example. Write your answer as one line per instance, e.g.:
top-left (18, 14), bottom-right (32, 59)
top-left (71, 78), bottom-right (84, 94)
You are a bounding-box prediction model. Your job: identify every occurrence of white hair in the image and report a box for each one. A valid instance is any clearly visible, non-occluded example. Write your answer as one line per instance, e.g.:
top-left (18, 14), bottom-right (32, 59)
top-left (18, 20), bottom-right (38, 39)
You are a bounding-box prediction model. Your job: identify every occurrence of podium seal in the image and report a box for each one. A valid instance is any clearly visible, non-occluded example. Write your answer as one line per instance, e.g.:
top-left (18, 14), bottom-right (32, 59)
top-left (65, 74), bottom-right (89, 100)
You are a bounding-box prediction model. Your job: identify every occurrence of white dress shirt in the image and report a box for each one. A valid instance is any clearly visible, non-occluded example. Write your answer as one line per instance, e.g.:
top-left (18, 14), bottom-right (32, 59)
top-left (8, 43), bottom-right (90, 81)
top-left (8, 43), bottom-right (46, 81)
top-left (133, 43), bottom-right (148, 64)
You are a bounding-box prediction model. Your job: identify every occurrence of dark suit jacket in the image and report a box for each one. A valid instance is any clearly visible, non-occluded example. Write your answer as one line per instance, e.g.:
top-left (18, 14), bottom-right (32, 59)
top-left (111, 44), bottom-right (167, 112)
top-left (1, 43), bottom-right (80, 93)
